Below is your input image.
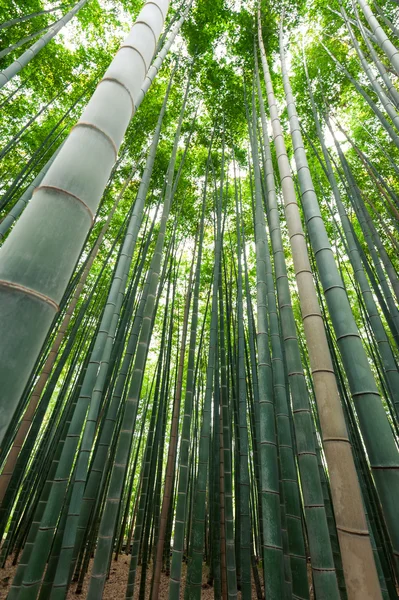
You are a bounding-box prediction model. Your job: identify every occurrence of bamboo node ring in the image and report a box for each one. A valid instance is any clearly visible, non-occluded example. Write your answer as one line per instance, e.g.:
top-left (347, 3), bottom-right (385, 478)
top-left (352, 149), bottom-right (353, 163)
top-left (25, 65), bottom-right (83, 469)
top-left (0, 280), bottom-right (59, 311)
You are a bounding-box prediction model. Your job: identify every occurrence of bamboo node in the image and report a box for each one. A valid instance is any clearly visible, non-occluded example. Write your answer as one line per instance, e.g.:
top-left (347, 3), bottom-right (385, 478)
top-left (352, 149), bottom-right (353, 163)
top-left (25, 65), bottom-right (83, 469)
top-left (100, 77), bottom-right (135, 116)
top-left (35, 184), bottom-right (94, 223)
top-left (0, 279), bottom-right (59, 311)
top-left (72, 122), bottom-right (118, 160)
top-left (336, 525), bottom-right (370, 537)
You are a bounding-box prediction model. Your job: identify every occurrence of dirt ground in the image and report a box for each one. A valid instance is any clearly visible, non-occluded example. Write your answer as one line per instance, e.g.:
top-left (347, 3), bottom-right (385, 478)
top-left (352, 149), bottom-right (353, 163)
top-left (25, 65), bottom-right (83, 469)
top-left (0, 556), bottom-right (314, 599)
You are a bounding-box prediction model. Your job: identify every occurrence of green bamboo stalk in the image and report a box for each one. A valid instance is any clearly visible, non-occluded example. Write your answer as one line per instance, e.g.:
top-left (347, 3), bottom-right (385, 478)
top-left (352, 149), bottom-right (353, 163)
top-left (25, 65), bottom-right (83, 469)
top-left (242, 220), bottom-right (262, 558)
top-left (218, 241), bottom-right (238, 600)
top-left (247, 57), bottom-right (285, 598)
top-left (327, 131), bottom-right (399, 346)
top-left (372, 1), bottom-right (399, 38)
top-left (340, 4), bottom-right (399, 133)
top-left (354, 2), bottom-right (399, 109)
top-left (233, 162), bottom-right (252, 600)
top-left (321, 43), bottom-right (399, 152)
top-left (0, 5), bottom-right (66, 29)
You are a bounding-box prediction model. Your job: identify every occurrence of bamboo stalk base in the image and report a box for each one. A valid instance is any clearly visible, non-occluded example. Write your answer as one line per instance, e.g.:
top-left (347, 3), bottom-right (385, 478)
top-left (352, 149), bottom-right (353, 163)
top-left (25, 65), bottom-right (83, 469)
top-left (0, 555), bottom-right (315, 599)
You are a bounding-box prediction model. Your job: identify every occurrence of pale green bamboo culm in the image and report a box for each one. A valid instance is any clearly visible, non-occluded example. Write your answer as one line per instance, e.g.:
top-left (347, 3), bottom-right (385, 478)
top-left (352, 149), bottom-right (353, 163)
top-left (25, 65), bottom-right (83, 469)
top-left (0, 0), bottom-right (170, 446)
top-left (0, 2), bottom-right (188, 242)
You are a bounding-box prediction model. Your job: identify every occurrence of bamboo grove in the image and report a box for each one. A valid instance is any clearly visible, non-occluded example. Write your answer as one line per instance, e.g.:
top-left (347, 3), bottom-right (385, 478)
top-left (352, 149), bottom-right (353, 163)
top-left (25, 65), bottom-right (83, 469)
top-left (0, 0), bottom-right (398, 598)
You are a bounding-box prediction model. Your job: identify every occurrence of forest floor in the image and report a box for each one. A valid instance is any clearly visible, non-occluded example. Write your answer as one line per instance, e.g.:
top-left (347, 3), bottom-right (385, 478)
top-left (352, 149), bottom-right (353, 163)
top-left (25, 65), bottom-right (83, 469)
top-left (0, 556), bottom-right (314, 598)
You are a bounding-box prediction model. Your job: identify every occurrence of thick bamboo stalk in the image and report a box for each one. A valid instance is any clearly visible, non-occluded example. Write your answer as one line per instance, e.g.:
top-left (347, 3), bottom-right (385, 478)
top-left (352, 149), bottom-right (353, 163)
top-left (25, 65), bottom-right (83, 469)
top-left (0, 163), bottom-right (135, 505)
top-left (0, 6), bottom-right (183, 238)
top-left (0, 0), bottom-right (171, 446)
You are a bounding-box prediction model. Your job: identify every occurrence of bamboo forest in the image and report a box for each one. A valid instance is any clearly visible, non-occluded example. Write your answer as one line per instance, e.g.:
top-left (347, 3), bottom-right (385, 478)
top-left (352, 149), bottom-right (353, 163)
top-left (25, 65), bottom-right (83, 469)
top-left (1, 0), bottom-right (399, 598)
